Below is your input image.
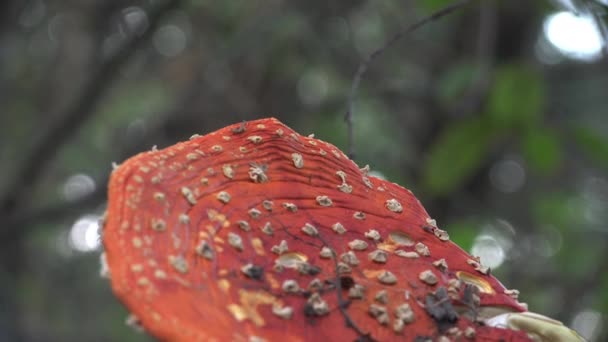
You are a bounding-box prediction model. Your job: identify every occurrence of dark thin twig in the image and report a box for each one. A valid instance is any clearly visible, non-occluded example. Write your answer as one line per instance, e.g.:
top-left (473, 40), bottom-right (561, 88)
top-left (345, 0), bottom-right (472, 159)
top-left (451, 0), bottom-right (496, 116)
top-left (315, 233), bottom-right (373, 341)
top-left (0, 0), bottom-right (182, 217)
top-left (292, 202), bottom-right (371, 339)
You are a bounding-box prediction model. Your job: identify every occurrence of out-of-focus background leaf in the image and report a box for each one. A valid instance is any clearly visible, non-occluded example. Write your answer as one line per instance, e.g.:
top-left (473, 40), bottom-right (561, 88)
top-left (487, 64), bottom-right (546, 129)
top-left (574, 126), bottom-right (608, 170)
top-left (422, 117), bottom-right (494, 195)
top-left (0, 0), bottom-right (607, 341)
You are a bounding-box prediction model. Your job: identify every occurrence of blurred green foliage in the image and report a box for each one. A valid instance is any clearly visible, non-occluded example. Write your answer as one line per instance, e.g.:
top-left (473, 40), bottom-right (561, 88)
top-left (574, 126), bottom-right (608, 170)
top-left (445, 220), bottom-right (478, 252)
top-left (487, 64), bottom-right (545, 130)
top-left (422, 117), bottom-right (493, 195)
top-left (0, 0), bottom-right (607, 341)
top-left (522, 128), bottom-right (562, 174)
top-left (436, 62), bottom-right (478, 109)
top-left (424, 62), bottom-right (556, 195)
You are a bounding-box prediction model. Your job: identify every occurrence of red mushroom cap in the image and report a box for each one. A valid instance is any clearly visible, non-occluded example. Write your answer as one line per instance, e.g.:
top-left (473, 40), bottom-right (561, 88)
top-left (103, 118), bottom-right (534, 341)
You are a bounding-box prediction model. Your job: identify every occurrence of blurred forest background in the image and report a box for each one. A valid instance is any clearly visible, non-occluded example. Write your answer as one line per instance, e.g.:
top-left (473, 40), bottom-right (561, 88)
top-left (0, 0), bottom-right (607, 341)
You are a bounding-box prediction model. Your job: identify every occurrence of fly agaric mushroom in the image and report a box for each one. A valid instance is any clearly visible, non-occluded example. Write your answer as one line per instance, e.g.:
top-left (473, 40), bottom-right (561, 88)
top-left (102, 118), bottom-right (584, 342)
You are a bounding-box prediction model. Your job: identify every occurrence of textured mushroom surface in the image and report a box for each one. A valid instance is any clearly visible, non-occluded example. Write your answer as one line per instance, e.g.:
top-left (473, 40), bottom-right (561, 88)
top-left (103, 118), bottom-right (534, 341)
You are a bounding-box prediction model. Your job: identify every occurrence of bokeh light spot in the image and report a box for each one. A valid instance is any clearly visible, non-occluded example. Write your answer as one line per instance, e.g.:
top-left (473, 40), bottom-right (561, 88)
top-left (153, 25), bottom-right (187, 57)
top-left (63, 173), bottom-right (96, 201)
top-left (350, 7), bottom-right (385, 56)
top-left (489, 158), bottom-right (526, 193)
top-left (69, 215), bottom-right (101, 252)
top-left (297, 70), bottom-right (328, 106)
top-left (571, 309), bottom-right (602, 341)
top-left (471, 234), bottom-right (505, 269)
top-left (121, 7), bottom-right (149, 36)
top-left (543, 11), bottom-right (604, 62)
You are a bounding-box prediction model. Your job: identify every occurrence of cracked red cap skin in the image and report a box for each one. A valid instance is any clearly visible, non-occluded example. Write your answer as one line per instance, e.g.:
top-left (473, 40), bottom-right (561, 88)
top-left (103, 118), bottom-right (532, 341)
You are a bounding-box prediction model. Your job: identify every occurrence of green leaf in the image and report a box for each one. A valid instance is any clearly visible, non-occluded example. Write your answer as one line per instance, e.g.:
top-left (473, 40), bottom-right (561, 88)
top-left (445, 220), bottom-right (479, 252)
top-left (437, 62), bottom-right (478, 109)
top-left (554, 237), bottom-right (604, 279)
top-left (572, 126), bottom-right (608, 169)
top-left (532, 193), bottom-right (587, 230)
top-left (422, 117), bottom-right (494, 196)
top-left (487, 64), bottom-right (545, 129)
top-left (522, 127), bottom-right (562, 173)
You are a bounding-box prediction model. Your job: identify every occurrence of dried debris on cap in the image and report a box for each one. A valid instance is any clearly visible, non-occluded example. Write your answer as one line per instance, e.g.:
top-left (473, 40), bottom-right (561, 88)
top-left (102, 117), bottom-right (543, 342)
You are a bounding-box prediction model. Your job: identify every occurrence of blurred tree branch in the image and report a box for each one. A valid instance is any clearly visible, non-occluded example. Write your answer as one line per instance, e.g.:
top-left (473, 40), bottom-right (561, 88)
top-left (0, 1), bottom-right (283, 243)
top-left (0, 0), bottom-right (182, 220)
